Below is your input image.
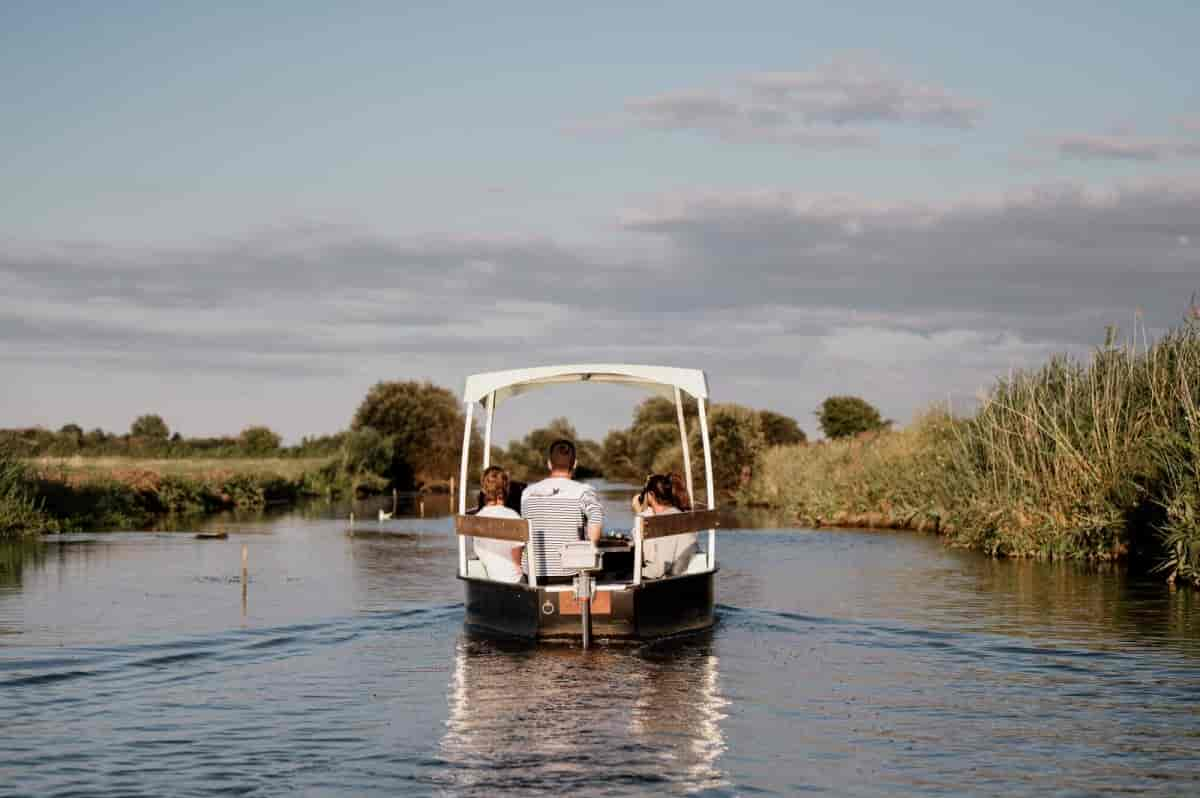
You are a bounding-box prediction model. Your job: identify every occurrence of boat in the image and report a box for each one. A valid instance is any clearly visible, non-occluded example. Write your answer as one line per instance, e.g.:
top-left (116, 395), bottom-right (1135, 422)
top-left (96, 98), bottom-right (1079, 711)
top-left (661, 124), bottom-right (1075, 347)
top-left (454, 364), bottom-right (720, 645)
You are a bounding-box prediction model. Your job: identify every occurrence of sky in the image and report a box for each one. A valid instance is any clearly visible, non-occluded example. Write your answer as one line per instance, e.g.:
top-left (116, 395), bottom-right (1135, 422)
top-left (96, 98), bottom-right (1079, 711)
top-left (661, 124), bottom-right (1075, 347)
top-left (2, 1), bottom-right (1199, 444)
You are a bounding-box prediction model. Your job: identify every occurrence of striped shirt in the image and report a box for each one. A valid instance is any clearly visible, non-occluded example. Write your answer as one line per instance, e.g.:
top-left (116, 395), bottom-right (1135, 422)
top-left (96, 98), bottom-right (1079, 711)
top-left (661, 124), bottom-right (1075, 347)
top-left (520, 477), bottom-right (604, 578)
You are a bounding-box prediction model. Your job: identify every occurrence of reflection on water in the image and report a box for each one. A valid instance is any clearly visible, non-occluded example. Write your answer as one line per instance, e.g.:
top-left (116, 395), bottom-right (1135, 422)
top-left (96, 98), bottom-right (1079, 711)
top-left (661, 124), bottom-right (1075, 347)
top-left (439, 635), bottom-right (728, 795)
top-left (1, 491), bottom-right (1199, 795)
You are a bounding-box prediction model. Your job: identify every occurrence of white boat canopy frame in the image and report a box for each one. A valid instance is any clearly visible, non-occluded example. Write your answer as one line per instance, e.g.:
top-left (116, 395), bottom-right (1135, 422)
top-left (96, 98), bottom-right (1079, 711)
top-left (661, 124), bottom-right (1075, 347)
top-left (456, 363), bottom-right (717, 578)
top-left (462, 364), bottom-right (709, 407)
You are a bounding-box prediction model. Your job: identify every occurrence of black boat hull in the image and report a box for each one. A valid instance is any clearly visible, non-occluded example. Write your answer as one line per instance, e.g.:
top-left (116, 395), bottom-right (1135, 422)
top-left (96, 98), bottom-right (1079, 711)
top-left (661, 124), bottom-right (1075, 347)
top-left (461, 570), bottom-right (716, 640)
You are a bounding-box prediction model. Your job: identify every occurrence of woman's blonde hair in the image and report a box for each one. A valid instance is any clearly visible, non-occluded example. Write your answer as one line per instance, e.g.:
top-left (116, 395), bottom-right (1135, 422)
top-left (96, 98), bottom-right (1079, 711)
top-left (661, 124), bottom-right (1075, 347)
top-left (480, 466), bottom-right (510, 504)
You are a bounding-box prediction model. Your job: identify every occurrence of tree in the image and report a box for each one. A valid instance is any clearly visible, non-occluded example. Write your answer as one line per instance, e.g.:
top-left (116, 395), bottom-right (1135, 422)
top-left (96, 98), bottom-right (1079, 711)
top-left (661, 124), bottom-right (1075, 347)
top-left (816, 396), bottom-right (886, 439)
top-left (339, 426), bottom-right (394, 494)
top-left (601, 429), bottom-right (638, 483)
top-left (634, 422), bottom-right (679, 475)
top-left (130, 414), bottom-right (169, 441)
top-left (59, 423), bottom-right (83, 439)
top-left (498, 418), bottom-right (604, 482)
top-left (759, 410), bottom-right (807, 447)
top-left (352, 380), bottom-right (466, 487)
top-left (239, 426), bottom-right (282, 456)
top-left (689, 403), bottom-right (766, 492)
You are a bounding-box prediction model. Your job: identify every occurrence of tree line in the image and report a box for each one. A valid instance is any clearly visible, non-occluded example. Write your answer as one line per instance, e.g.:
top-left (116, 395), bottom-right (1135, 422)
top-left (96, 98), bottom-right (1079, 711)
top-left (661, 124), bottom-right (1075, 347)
top-left (3, 380), bottom-right (890, 496)
top-left (0, 416), bottom-right (320, 459)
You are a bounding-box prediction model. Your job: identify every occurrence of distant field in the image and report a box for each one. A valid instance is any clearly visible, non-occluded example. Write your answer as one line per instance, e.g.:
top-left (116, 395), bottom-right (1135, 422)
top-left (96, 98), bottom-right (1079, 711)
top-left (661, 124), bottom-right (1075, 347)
top-left (29, 456), bottom-right (333, 482)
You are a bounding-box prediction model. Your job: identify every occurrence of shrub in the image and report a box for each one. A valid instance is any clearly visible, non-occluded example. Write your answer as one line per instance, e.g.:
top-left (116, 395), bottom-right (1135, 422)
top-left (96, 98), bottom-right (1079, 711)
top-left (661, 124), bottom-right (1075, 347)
top-left (816, 396), bottom-right (887, 439)
top-left (130, 414), bottom-right (170, 440)
top-left (239, 426), bottom-right (282, 456)
top-left (760, 410), bottom-right (807, 446)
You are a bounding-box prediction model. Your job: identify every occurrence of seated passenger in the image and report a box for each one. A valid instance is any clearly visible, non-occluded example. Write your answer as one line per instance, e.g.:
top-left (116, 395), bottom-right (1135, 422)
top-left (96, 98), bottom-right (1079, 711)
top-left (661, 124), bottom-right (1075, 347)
top-left (521, 439), bottom-right (604, 583)
top-left (473, 466), bottom-right (524, 583)
top-left (635, 473), bottom-right (698, 578)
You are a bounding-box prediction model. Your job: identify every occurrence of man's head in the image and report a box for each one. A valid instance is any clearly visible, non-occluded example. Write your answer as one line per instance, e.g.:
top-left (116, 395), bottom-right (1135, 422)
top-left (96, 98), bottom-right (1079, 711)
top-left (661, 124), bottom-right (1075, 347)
top-left (546, 439), bottom-right (577, 475)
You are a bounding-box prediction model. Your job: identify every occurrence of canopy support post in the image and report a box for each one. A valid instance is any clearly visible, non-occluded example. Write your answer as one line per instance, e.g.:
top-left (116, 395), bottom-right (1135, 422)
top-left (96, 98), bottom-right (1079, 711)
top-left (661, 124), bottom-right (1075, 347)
top-left (674, 387), bottom-right (694, 508)
top-left (482, 392), bottom-right (495, 469)
top-left (697, 397), bottom-right (716, 570)
top-left (632, 517), bottom-right (644, 586)
top-left (457, 401), bottom-right (473, 578)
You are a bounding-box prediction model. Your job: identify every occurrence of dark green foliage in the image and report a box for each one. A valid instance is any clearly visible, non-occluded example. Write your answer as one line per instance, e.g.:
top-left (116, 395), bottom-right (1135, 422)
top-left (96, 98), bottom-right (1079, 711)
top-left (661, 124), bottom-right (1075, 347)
top-left (494, 419), bottom-right (604, 482)
top-left (694, 403), bottom-right (767, 492)
top-left (816, 396), bottom-right (887, 439)
top-left (352, 380), bottom-right (465, 487)
top-left (3, 419), bottom-right (350, 461)
top-left (238, 426), bottom-right (282, 456)
top-left (601, 429), bottom-right (638, 483)
top-left (634, 423), bottom-right (679, 476)
top-left (759, 410), bottom-right (806, 446)
top-left (339, 427), bottom-right (395, 493)
top-left (0, 448), bottom-right (54, 537)
top-left (291, 432), bottom-right (347, 458)
top-left (130, 414), bottom-right (170, 441)
top-left (601, 395), bottom-right (785, 490)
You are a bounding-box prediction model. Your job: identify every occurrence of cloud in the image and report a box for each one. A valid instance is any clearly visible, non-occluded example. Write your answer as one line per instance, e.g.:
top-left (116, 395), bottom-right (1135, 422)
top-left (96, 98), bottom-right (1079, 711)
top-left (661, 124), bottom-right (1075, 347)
top-left (4, 175), bottom-right (1197, 441)
top-left (741, 59), bottom-right (985, 128)
top-left (1042, 126), bottom-right (1200, 162)
top-left (598, 55), bottom-right (984, 149)
top-left (619, 177), bottom-right (1200, 331)
top-left (1056, 133), bottom-right (1168, 161)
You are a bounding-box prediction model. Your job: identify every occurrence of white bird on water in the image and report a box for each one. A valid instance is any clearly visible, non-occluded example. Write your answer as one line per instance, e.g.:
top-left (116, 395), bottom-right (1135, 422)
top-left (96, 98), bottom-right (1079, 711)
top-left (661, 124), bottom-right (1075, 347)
top-left (378, 508), bottom-right (393, 522)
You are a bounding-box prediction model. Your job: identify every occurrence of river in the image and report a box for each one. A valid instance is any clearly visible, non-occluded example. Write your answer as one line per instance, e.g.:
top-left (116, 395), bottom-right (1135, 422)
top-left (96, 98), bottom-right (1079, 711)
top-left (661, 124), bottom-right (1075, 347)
top-left (2, 487), bottom-right (1199, 796)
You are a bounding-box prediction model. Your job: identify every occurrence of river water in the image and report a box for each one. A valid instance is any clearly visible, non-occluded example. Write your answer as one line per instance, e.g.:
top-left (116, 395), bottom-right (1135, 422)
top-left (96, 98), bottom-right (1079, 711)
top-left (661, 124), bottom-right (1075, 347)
top-left (2, 488), bottom-right (1199, 796)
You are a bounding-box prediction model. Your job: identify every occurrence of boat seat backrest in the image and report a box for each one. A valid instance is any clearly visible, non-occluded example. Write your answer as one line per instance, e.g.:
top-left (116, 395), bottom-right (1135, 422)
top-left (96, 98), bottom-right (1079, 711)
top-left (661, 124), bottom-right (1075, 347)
top-left (639, 509), bottom-right (721, 540)
top-left (454, 514), bottom-right (529, 542)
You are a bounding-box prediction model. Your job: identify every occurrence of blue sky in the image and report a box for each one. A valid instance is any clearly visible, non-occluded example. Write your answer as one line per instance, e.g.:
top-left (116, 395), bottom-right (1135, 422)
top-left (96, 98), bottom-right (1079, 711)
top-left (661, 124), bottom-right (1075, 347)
top-left (2, 2), bottom-right (1199, 442)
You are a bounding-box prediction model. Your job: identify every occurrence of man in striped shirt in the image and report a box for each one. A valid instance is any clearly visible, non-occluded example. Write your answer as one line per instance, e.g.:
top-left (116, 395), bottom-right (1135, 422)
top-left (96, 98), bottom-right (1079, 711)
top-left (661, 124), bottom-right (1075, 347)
top-left (520, 439), bottom-right (604, 582)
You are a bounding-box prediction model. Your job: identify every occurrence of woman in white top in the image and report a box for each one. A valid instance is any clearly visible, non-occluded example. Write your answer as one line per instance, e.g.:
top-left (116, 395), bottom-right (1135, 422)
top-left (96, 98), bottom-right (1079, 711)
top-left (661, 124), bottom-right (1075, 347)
top-left (474, 466), bottom-right (524, 583)
top-left (634, 472), bottom-right (698, 578)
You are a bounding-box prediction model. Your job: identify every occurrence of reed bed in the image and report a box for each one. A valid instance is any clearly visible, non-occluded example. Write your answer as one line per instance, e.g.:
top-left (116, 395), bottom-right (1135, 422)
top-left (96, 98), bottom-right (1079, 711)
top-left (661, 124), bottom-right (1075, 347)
top-left (0, 449), bottom-right (55, 537)
top-left (750, 320), bottom-right (1200, 587)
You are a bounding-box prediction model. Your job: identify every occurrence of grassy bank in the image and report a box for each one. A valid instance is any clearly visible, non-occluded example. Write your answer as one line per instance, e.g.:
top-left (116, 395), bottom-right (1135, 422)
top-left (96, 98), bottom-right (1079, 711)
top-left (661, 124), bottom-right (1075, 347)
top-left (747, 320), bottom-right (1200, 588)
top-left (1, 455), bottom-right (337, 536)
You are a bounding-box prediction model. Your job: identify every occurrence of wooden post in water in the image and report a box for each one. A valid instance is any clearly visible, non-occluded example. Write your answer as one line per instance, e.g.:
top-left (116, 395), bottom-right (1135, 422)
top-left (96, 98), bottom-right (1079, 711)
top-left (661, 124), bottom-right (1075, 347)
top-left (449, 477), bottom-right (456, 513)
top-left (241, 544), bottom-right (248, 613)
top-left (419, 499), bottom-right (425, 518)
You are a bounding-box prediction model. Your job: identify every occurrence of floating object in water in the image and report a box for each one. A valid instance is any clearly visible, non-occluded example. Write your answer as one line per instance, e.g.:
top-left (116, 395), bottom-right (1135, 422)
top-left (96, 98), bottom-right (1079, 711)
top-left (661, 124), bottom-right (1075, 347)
top-left (195, 532), bottom-right (228, 540)
top-left (378, 509), bottom-right (393, 521)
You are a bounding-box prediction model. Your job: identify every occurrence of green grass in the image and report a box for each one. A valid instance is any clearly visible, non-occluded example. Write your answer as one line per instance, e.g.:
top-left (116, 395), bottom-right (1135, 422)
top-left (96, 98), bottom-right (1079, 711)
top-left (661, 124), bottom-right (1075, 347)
top-left (748, 319), bottom-right (1200, 587)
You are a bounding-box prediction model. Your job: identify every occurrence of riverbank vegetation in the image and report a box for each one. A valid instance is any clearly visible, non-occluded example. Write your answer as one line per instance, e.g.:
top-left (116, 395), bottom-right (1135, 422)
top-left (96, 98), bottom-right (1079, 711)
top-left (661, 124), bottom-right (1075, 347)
top-left (747, 319), bottom-right (1200, 588)
top-left (1, 452), bottom-right (336, 535)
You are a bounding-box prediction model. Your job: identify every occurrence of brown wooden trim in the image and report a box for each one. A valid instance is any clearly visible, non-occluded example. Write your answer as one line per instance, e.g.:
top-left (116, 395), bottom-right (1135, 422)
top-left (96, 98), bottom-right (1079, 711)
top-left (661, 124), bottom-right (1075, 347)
top-left (641, 509), bottom-right (721, 540)
top-left (455, 514), bottom-right (528, 542)
top-left (558, 590), bottom-right (612, 615)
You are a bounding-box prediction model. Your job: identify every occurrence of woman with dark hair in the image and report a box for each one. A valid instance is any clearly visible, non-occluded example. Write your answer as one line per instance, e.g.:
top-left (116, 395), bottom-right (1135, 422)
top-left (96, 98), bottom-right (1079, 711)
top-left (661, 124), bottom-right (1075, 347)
top-left (633, 472), bottom-right (697, 578)
top-left (473, 466), bottom-right (524, 583)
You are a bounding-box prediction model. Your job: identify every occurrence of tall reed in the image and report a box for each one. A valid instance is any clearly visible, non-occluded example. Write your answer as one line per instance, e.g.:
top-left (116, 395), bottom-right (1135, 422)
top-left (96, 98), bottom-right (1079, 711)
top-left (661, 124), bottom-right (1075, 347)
top-left (0, 447), bottom-right (55, 537)
top-left (751, 319), bottom-right (1200, 586)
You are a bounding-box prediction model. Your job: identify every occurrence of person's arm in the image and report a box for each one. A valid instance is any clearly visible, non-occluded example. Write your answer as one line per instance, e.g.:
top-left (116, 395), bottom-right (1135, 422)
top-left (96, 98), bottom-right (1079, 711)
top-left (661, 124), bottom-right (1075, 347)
top-left (580, 487), bottom-right (604, 544)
